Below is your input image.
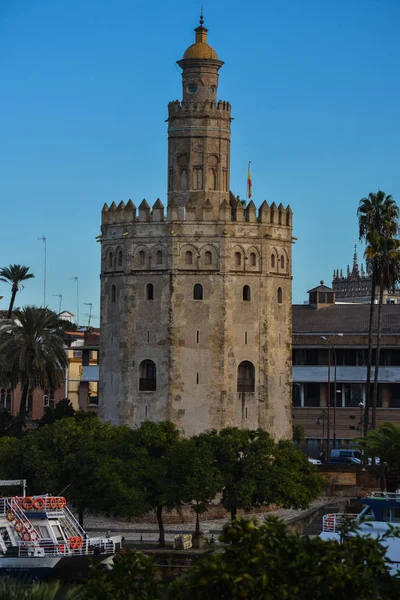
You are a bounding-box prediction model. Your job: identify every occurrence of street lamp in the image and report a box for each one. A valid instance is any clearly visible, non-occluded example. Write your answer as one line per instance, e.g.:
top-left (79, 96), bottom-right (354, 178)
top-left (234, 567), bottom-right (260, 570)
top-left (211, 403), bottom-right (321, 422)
top-left (321, 334), bottom-right (344, 458)
top-left (316, 409), bottom-right (328, 459)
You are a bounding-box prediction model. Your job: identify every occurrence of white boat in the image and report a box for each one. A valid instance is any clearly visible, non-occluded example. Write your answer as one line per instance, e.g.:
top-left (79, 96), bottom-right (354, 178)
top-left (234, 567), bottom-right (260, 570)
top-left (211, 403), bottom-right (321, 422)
top-left (320, 492), bottom-right (400, 575)
top-left (0, 493), bottom-right (121, 581)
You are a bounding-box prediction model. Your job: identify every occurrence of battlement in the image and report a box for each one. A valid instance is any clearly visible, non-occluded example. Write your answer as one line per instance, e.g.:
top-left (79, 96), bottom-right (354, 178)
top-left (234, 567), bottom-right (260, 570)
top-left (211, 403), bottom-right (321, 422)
top-left (168, 99), bottom-right (231, 118)
top-left (101, 198), bottom-right (292, 227)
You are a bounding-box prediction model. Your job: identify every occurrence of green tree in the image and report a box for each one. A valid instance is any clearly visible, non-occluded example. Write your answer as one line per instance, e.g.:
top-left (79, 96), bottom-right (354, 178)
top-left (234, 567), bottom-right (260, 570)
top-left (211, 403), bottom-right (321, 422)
top-left (132, 421), bottom-right (183, 547)
top-left (0, 579), bottom-right (82, 599)
top-left (173, 432), bottom-right (223, 539)
top-left (355, 422), bottom-right (400, 492)
top-left (23, 417), bottom-right (142, 526)
top-left (84, 550), bottom-right (160, 600)
top-left (0, 306), bottom-right (68, 419)
top-left (170, 517), bottom-right (400, 600)
top-left (358, 191), bottom-right (399, 434)
top-left (37, 398), bottom-right (77, 427)
top-left (215, 428), bottom-right (323, 520)
top-left (365, 236), bottom-right (400, 429)
top-left (292, 423), bottom-right (306, 444)
top-left (0, 264), bottom-right (34, 318)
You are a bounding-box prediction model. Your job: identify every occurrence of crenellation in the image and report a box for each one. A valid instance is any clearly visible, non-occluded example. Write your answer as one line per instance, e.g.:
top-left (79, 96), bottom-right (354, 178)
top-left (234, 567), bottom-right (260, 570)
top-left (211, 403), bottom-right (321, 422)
top-left (138, 199), bottom-right (150, 222)
top-left (152, 198), bottom-right (165, 222)
top-left (245, 200), bottom-right (257, 223)
top-left (124, 199), bottom-right (136, 223)
top-left (258, 200), bottom-right (270, 223)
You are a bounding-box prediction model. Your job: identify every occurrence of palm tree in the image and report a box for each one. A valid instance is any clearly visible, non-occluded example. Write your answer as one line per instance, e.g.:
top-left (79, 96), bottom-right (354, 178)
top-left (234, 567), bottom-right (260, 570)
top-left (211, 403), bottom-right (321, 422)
top-left (357, 191), bottom-right (399, 435)
top-left (0, 306), bottom-right (68, 419)
top-left (366, 236), bottom-right (400, 429)
top-left (355, 423), bottom-right (400, 492)
top-left (0, 264), bottom-right (35, 318)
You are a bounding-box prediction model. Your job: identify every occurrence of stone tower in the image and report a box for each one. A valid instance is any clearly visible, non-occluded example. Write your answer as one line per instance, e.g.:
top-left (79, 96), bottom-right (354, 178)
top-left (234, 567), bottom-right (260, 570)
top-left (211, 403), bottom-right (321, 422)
top-left (99, 17), bottom-right (293, 439)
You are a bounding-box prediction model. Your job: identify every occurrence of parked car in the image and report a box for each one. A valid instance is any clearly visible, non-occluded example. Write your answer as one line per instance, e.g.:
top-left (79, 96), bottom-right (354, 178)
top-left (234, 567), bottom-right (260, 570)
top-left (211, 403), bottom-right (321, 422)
top-left (308, 457), bottom-right (322, 465)
top-left (330, 449), bottom-right (361, 462)
top-left (329, 456), bottom-right (361, 465)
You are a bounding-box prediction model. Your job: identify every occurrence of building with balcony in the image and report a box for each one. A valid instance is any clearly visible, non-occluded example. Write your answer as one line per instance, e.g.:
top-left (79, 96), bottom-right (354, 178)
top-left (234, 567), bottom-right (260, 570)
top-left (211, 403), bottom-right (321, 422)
top-left (293, 283), bottom-right (400, 457)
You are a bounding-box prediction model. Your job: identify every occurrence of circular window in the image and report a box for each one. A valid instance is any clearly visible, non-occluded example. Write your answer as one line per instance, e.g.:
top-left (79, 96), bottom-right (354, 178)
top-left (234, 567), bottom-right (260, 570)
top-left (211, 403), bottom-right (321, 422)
top-left (187, 84), bottom-right (198, 94)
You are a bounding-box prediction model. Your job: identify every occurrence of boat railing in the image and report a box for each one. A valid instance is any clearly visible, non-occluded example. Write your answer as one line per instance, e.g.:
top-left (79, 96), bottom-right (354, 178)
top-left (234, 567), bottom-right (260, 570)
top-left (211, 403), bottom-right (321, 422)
top-left (322, 513), bottom-right (359, 533)
top-left (370, 492), bottom-right (400, 500)
top-left (60, 504), bottom-right (86, 538)
top-left (14, 538), bottom-right (115, 557)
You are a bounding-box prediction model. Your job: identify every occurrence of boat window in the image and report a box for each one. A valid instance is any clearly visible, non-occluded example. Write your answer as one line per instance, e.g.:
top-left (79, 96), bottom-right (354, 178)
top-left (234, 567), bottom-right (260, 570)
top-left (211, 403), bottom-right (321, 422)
top-left (391, 508), bottom-right (400, 523)
top-left (380, 508), bottom-right (390, 522)
top-left (37, 525), bottom-right (50, 539)
top-left (51, 525), bottom-right (64, 540)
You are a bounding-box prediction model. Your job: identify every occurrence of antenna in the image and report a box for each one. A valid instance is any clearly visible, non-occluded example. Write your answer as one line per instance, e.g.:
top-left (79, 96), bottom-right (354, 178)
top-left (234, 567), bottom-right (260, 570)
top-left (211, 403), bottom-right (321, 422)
top-left (69, 276), bottom-right (79, 325)
top-left (83, 302), bottom-right (93, 327)
top-left (37, 235), bottom-right (47, 306)
top-left (52, 294), bottom-right (62, 314)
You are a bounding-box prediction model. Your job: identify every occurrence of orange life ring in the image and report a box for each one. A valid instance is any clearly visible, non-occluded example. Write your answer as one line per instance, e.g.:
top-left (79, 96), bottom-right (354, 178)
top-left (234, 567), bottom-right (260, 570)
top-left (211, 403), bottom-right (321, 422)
top-left (6, 510), bottom-right (15, 522)
top-left (75, 536), bottom-right (83, 549)
top-left (33, 497), bottom-right (45, 510)
top-left (50, 497), bottom-right (57, 509)
top-left (59, 544), bottom-right (65, 553)
top-left (30, 530), bottom-right (39, 541)
top-left (14, 521), bottom-right (24, 533)
top-left (69, 536), bottom-right (77, 549)
top-left (22, 531), bottom-right (32, 542)
top-left (22, 497), bottom-right (33, 510)
top-left (57, 497), bottom-right (66, 509)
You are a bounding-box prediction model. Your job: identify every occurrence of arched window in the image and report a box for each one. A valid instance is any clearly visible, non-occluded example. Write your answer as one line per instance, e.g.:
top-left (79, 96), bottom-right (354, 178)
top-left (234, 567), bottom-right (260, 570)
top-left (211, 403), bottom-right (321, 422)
top-left (108, 252), bottom-right (113, 268)
top-left (139, 250), bottom-right (145, 265)
top-left (281, 255), bottom-right (285, 269)
top-left (271, 254), bottom-right (275, 269)
top-left (237, 361), bottom-right (255, 393)
top-left (180, 169), bottom-right (188, 191)
top-left (156, 250), bottom-right (163, 265)
top-left (111, 284), bottom-right (116, 303)
top-left (235, 252), bottom-right (241, 267)
top-left (250, 252), bottom-right (256, 266)
top-left (277, 287), bottom-right (283, 304)
top-left (243, 285), bottom-right (251, 301)
top-left (139, 360), bottom-right (157, 391)
top-left (0, 389), bottom-right (5, 408)
top-left (186, 251), bottom-right (193, 265)
top-left (193, 167), bottom-right (203, 190)
top-left (146, 283), bottom-right (154, 300)
top-left (193, 283), bottom-right (203, 300)
top-left (117, 250), bottom-right (123, 267)
top-left (210, 168), bottom-right (217, 190)
top-left (205, 251), bottom-right (212, 265)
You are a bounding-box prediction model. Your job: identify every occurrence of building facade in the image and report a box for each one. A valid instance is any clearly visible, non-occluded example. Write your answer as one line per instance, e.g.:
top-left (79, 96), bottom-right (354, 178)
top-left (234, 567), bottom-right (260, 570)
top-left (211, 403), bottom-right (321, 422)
top-left (292, 284), bottom-right (400, 457)
top-left (332, 246), bottom-right (400, 304)
top-left (99, 18), bottom-right (293, 438)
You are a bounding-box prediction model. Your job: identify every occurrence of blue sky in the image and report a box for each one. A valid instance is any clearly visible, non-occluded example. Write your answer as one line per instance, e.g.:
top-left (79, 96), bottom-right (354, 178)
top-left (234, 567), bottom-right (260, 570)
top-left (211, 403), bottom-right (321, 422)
top-left (1, 0), bottom-right (399, 322)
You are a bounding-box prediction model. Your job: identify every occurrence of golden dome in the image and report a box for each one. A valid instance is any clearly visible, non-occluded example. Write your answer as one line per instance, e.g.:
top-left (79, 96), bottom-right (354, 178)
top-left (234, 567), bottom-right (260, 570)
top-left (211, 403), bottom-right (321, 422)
top-left (182, 23), bottom-right (218, 60)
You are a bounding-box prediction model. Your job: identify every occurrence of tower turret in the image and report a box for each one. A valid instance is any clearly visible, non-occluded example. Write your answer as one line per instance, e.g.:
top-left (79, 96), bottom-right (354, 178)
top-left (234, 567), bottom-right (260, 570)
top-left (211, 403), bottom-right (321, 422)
top-left (167, 15), bottom-right (231, 213)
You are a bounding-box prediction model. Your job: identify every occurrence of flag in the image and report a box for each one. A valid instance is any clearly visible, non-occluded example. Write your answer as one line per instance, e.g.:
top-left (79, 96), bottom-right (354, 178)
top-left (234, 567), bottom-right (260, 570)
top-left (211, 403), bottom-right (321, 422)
top-left (247, 162), bottom-right (252, 199)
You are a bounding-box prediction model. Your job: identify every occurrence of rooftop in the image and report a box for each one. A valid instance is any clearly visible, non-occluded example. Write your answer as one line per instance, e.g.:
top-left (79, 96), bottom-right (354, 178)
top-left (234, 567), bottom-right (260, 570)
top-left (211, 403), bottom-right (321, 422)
top-left (293, 303), bottom-right (400, 335)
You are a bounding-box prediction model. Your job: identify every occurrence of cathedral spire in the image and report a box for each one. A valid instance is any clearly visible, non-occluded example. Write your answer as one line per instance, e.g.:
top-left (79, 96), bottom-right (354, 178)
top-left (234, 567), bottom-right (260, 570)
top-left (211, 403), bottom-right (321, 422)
top-left (352, 243), bottom-right (359, 277)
